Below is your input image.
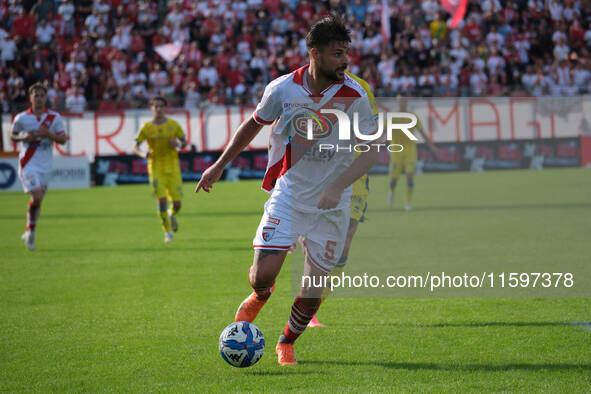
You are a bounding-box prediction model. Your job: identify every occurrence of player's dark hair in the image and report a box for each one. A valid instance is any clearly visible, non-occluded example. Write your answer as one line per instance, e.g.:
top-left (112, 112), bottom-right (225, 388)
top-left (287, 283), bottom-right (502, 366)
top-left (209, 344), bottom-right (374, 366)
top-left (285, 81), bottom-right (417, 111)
top-left (306, 14), bottom-right (351, 50)
top-left (149, 96), bottom-right (167, 106)
top-left (28, 82), bottom-right (47, 95)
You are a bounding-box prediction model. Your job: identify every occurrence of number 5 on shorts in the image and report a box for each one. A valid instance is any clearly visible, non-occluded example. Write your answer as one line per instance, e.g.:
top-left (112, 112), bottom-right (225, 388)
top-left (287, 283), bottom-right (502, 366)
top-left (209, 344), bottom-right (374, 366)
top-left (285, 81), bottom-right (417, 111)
top-left (325, 240), bottom-right (337, 260)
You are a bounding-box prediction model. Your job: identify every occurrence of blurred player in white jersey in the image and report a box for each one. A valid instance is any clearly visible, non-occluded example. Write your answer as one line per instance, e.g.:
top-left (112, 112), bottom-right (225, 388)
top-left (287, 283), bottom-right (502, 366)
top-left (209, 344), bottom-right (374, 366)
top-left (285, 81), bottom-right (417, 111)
top-left (10, 82), bottom-right (67, 251)
top-left (196, 15), bottom-right (383, 366)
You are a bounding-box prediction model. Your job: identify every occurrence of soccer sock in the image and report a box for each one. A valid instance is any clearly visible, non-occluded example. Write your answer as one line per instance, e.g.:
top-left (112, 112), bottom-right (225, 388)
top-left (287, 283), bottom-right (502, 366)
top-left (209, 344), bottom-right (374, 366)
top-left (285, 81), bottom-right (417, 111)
top-left (279, 296), bottom-right (321, 343)
top-left (389, 178), bottom-right (398, 192)
top-left (26, 201), bottom-right (40, 231)
top-left (158, 207), bottom-right (171, 232)
top-left (406, 178), bottom-right (414, 204)
top-left (253, 286), bottom-right (273, 301)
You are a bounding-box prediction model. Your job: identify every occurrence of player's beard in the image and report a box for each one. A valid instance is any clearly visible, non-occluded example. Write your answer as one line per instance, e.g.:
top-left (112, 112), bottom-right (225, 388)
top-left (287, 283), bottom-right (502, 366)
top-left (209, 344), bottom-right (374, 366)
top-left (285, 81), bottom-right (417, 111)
top-left (319, 63), bottom-right (346, 82)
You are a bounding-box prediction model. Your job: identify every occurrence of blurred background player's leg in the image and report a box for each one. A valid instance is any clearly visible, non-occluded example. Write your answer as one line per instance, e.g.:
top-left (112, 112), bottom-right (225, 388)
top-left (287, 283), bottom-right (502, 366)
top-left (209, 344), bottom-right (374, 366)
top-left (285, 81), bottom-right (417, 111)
top-left (404, 143), bottom-right (418, 211)
top-left (21, 186), bottom-right (46, 251)
top-left (167, 169), bottom-right (183, 232)
top-left (158, 197), bottom-right (173, 242)
top-left (169, 201), bottom-right (181, 232)
top-left (405, 171), bottom-right (414, 211)
top-left (389, 151), bottom-right (403, 208)
top-left (150, 174), bottom-right (173, 242)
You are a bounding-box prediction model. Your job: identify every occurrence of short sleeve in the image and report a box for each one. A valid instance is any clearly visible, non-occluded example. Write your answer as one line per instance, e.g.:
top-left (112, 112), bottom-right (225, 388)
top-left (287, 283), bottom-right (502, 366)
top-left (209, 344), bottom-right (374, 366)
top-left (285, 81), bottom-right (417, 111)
top-left (51, 114), bottom-right (66, 136)
top-left (174, 120), bottom-right (184, 138)
top-left (253, 82), bottom-right (282, 125)
top-left (136, 124), bottom-right (147, 143)
top-left (11, 115), bottom-right (23, 134)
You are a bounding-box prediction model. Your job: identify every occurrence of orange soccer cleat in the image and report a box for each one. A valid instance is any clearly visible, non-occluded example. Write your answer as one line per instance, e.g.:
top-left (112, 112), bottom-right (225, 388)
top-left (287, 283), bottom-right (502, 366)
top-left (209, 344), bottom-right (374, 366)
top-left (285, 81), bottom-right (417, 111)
top-left (234, 285), bottom-right (275, 322)
top-left (275, 343), bottom-right (297, 366)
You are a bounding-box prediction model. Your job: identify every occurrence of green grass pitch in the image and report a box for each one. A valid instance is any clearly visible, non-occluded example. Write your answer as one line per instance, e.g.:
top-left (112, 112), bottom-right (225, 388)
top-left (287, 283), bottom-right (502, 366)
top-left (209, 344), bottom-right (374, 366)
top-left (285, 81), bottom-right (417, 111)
top-left (1, 168), bottom-right (590, 392)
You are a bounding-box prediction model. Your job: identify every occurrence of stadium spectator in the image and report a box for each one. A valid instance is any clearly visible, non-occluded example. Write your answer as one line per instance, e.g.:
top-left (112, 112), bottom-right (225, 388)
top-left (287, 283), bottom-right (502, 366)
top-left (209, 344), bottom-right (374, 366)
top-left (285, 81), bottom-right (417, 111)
top-left (147, 62), bottom-right (168, 95)
top-left (57, 0), bottom-right (76, 36)
top-left (554, 37), bottom-right (570, 60)
top-left (0, 90), bottom-right (10, 113)
top-left (183, 80), bottom-right (200, 109)
top-left (198, 57), bottom-right (218, 91)
top-left (65, 87), bottom-right (87, 114)
top-left (0, 33), bottom-right (17, 68)
top-left (10, 8), bottom-right (34, 38)
top-left (35, 19), bottom-right (55, 47)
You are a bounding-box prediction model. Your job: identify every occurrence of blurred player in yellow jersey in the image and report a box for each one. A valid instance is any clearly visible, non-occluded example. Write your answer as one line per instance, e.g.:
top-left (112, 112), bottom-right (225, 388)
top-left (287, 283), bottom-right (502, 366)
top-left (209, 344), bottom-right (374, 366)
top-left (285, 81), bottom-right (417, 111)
top-left (308, 71), bottom-right (378, 327)
top-left (134, 96), bottom-right (187, 243)
top-left (389, 95), bottom-right (439, 211)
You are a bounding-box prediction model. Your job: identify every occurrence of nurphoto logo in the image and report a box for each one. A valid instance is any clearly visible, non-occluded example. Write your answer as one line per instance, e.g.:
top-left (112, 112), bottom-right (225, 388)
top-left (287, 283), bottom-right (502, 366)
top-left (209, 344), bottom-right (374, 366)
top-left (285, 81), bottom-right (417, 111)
top-left (303, 109), bottom-right (418, 152)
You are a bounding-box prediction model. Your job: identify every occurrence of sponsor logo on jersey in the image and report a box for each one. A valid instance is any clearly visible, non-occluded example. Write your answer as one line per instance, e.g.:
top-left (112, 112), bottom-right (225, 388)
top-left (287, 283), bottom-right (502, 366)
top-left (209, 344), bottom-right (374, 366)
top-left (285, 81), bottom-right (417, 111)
top-left (292, 107), bottom-right (332, 139)
top-left (266, 216), bottom-right (280, 225)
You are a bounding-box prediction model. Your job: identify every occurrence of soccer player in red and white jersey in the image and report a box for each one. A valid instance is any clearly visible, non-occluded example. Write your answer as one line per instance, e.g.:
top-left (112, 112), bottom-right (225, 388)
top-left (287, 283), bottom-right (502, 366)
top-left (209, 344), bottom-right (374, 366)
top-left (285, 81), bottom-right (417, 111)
top-left (196, 15), bottom-right (383, 366)
top-left (10, 82), bottom-right (67, 251)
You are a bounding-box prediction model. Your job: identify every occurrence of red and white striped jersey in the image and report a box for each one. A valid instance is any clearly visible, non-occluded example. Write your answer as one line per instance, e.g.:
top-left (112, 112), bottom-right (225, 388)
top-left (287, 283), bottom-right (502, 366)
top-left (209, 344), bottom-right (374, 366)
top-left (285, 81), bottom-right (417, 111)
top-left (253, 65), bottom-right (377, 212)
top-left (11, 108), bottom-right (65, 170)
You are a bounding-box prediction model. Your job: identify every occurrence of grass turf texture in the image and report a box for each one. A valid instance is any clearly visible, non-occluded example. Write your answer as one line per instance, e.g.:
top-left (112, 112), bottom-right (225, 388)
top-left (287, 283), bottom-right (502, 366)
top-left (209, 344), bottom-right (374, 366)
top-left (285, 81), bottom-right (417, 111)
top-left (0, 168), bottom-right (589, 392)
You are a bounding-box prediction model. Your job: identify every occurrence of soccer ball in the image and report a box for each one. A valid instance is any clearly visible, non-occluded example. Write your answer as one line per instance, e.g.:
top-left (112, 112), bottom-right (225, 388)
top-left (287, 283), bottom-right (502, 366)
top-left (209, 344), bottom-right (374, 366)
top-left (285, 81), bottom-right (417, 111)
top-left (219, 321), bottom-right (265, 367)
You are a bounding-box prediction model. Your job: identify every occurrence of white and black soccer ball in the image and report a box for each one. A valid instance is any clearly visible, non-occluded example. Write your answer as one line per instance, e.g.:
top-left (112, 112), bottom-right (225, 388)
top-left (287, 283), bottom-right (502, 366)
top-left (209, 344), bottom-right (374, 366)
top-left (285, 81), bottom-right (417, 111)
top-left (219, 321), bottom-right (265, 367)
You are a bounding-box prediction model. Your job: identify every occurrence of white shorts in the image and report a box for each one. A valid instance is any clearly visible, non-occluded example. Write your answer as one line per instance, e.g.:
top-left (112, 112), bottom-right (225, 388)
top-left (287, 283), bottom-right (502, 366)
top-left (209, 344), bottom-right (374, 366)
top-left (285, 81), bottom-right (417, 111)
top-left (253, 199), bottom-right (349, 273)
top-left (18, 165), bottom-right (50, 193)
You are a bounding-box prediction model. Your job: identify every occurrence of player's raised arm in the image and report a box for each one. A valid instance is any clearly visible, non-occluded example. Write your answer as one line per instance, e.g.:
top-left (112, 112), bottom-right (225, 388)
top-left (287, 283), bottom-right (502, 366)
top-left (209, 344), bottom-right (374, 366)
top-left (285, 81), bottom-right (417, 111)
top-left (195, 116), bottom-right (264, 193)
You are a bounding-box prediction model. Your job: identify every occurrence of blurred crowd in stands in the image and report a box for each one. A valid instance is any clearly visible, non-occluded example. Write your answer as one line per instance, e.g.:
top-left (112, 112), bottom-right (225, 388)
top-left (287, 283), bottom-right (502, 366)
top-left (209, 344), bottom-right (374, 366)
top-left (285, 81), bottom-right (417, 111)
top-left (1, 0), bottom-right (590, 114)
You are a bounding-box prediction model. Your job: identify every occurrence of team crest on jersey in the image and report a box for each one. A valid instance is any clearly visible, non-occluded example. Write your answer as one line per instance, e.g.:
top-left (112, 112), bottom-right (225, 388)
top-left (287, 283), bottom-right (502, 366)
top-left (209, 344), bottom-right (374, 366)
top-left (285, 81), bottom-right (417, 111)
top-left (291, 107), bottom-right (333, 139)
top-left (262, 227), bottom-right (275, 242)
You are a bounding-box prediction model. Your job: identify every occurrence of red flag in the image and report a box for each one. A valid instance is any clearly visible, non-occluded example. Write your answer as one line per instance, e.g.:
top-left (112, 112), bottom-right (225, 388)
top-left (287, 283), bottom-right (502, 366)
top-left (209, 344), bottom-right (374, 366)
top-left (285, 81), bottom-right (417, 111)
top-left (440, 0), bottom-right (468, 29)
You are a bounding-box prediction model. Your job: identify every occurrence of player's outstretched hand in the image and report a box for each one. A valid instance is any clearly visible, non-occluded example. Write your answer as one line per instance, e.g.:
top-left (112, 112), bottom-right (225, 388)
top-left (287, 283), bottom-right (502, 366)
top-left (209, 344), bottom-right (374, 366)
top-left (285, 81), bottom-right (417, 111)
top-left (195, 163), bottom-right (224, 193)
top-left (317, 184), bottom-right (343, 209)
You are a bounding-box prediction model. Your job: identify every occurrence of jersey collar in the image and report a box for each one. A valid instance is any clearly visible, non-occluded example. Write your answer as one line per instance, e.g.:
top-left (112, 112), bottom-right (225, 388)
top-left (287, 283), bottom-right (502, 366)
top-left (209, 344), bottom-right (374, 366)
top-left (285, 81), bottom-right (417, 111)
top-left (26, 107), bottom-right (49, 114)
top-left (27, 107), bottom-right (49, 120)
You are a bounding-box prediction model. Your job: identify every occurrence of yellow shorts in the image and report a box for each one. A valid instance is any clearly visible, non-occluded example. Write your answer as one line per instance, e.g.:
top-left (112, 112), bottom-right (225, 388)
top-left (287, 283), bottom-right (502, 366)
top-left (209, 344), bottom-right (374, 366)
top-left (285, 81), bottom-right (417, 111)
top-left (389, 143), bottom-right (417, 179)
top-left (149, 169), bottom-right (183, 201)
top-left (350, 174), bottom-right (369, 222)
